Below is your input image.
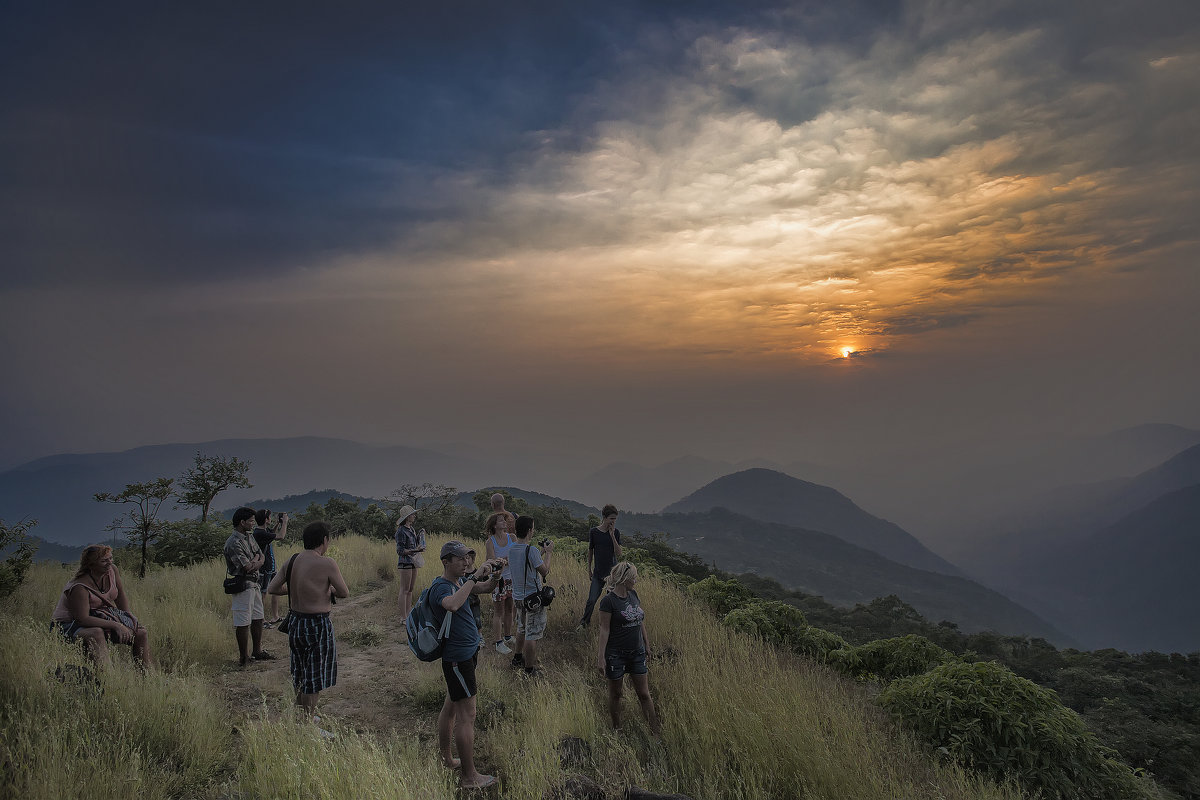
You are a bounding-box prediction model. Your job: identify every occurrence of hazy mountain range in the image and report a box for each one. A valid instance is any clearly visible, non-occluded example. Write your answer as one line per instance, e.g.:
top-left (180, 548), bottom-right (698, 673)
top-left (4, 424), bottom-right (1198, 651)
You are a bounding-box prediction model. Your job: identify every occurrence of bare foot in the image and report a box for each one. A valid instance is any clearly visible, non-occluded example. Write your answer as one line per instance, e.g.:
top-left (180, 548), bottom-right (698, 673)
top-left (442, 755), bottom-right (461, 769)
top-left (461, 773), bottom-right (496, 789)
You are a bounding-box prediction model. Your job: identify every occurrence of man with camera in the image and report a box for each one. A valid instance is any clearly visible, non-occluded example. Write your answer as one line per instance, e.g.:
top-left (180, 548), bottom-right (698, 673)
top-left (431, 541), bottom-right (501, 790)
top-left (508, 515), bottom-right (553, 675)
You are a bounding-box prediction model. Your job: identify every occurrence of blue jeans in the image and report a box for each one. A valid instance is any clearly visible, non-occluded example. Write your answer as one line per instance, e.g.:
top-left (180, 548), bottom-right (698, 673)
top-left (580, 575), bottom-right (605, 625)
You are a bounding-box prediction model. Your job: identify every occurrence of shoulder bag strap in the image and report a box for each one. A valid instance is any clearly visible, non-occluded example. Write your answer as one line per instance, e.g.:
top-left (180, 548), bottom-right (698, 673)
top-left (432, 577), bottom-right (455, 639)
top-left (283, 554), bottom-right (299, 607)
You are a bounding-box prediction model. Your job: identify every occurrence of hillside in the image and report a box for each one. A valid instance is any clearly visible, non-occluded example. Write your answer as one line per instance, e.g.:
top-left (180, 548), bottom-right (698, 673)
top-left (453, 487), bottom-right (600, 519)
top-left (2, 535), bottom-right (1030, 800)
top-left (1007, 483), bottom-right (1200, 653)
top-left (620, 508), bottom-right (1067, 643)
top-left (665, 468), bottom-right (961, 576)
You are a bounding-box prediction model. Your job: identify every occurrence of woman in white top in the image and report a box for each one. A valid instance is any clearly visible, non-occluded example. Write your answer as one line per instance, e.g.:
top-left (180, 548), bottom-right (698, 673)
top-left (484, 511), bottom-right (516, 654)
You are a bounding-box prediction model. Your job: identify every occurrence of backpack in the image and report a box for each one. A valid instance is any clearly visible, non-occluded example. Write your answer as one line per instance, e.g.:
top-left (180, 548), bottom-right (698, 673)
top-left (406, 579), bottom-right (454, 662)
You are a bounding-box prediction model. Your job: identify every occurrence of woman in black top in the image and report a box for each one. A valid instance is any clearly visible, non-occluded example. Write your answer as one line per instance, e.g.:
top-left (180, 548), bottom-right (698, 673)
top-left (595, 561), bottom-right (661, 734)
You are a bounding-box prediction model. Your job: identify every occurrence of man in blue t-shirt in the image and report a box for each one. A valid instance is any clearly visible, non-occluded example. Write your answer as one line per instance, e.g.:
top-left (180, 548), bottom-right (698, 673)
top-left (429, 540), bottom-right (499, 790)
top-left (578, 504), bottom-right (622, 628)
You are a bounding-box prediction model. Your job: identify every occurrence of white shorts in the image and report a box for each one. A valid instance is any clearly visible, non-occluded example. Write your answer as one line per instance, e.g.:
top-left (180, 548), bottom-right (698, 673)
top-left (231, 586), bottom-right (264, 627)
top-left (516, 605), bottom-right (547, 641)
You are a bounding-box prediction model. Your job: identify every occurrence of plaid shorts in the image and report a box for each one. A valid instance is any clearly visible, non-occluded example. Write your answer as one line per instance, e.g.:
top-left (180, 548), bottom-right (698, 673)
top-left (289, 612), bottom-right (337, 694)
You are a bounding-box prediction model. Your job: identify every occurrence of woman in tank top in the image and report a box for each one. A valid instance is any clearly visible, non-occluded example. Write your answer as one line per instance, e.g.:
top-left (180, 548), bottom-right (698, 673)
top-left (484, 511), bottom-right (516, 654)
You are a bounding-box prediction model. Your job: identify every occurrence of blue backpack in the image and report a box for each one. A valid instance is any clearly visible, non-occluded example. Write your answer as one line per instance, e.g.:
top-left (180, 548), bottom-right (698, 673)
top-left (406, 579), bottom-right (454, 662)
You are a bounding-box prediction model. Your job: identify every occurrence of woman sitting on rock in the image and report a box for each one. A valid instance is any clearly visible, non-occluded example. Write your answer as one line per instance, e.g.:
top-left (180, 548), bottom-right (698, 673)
top-left (50, 544), bottom-right (152, 668)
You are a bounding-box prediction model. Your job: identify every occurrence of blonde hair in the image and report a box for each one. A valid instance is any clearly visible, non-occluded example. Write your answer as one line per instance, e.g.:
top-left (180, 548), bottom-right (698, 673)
top-left (74, 544), bottom-right (113, 580)
top-left (605, 561), bottom-right (638, 594)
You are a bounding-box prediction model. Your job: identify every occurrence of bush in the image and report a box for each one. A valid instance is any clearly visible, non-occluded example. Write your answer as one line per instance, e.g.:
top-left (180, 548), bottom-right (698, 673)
top-left (834, 634), bottom-right (956, 682)
top-left (723, 601), bottom-right (807, 645)
top-left (0, 518), bottom-right (37, 598)
top-left (152, 518), bottom-right (229, 568)
top-left (791, 626), bottom-right (849, 663)
top-left (880, 660), bottom-right (1155, 800)
top-left (687, 576), bottom-right (754, 618)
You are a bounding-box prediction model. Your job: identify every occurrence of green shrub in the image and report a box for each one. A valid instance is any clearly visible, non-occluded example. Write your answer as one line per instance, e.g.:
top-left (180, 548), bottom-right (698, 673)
top-left (687, 576), bottom-right (754, 618)
top-left (0, 518), bottom-right (37, 598)
top-left (791, 626), bottom-right (849, 663)
top-left (880, 660), bottom-right (1155, 800)
top-left (833, 634), bottom-right (955, 682)
top-left (723, 601), bottom-right (807, 645)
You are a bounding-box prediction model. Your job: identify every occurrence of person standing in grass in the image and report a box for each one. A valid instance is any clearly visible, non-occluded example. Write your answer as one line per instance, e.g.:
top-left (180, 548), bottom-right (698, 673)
top-left (484, 508), bottom-right (516, 654)
top-left (596, 561), bottom-right (660, 735)
top-left (50, 544), bottom-right (152, 668)
top-left (267, 520), bottom-right (349, 719)
top-left (224, 507), bottom-right (273, 667)
top-left (509, 515), bottom-right (553, 674)
top-left (394, 505), bottom-right (423, 622)
top-left (578, 504), bottom-right (622, 629)
top-left (432, 540), bottom-right (499, 790)
top-left (252, 509), bottom-right (288, 627)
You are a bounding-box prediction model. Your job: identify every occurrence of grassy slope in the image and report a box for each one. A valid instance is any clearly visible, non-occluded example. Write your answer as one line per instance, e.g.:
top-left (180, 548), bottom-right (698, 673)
top-left (2, 535), bottom-right (1022, 800)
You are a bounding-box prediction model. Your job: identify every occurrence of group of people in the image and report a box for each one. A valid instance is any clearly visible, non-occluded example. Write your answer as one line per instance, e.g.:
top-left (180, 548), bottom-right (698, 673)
top-left (48, 492), bottom-right (661, 790)
top-left (408, 494), bottom-right (660, 789)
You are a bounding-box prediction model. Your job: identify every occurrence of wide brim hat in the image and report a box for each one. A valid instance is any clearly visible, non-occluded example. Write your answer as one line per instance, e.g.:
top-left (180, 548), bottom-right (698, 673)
top-left (396, 505), bottom-right (417, 523)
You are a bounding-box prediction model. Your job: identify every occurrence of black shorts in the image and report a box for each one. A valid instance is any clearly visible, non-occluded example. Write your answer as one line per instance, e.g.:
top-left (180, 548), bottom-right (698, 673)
top-left (604, 648), bottom-right (648, 680)
top-left (258, 571), bottom-right (276, 593)
top-left (442, 651), bottom-right (479, 701)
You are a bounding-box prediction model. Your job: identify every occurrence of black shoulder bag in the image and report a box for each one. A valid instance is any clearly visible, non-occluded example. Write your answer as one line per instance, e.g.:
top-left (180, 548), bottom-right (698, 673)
top-left (275, 554), bottom-right (299, 635)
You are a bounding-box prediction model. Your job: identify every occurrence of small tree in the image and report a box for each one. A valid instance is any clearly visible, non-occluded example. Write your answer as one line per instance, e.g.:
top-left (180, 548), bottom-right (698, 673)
top-left (0, 517), bottom-right (38, 598)
top-left (176, 452), bottom-right (252, 522)
top-left (95, 477), bottom-right (175, 577)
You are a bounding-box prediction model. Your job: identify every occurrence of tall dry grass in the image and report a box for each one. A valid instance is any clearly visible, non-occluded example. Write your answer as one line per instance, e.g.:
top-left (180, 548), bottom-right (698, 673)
top-left (4, 532), bottom-right (1026, 799)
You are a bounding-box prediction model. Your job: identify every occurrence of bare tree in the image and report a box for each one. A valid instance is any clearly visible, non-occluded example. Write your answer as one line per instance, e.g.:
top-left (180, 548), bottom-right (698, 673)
top-left (176, 452), bottom-right (252, 522)
top-left (95, 478), bottom-right (175, 577)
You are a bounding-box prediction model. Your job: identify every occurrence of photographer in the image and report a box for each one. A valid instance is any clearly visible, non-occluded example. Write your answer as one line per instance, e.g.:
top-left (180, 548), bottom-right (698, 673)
top-left (431, 541), bottom-right (500, 790)
top-left (508, 515), bottom-right (553, 675)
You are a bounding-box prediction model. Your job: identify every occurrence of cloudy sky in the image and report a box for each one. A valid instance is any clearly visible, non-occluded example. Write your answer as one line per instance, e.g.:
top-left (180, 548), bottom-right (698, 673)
top-left (2, 0), bottom-right (1198, 472)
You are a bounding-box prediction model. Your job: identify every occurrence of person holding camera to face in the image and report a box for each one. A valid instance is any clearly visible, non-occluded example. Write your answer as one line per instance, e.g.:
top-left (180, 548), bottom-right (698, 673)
top-left (508, 515), bottom-right (553, 675)
top-left (253, 509), bottom-right (288, 627)
top-left (431, 541), bottom-right (500, 790)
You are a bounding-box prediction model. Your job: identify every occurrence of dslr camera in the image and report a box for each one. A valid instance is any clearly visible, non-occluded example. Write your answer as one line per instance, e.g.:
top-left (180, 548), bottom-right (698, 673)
top-left (538, 537), bottom-right (552, 549)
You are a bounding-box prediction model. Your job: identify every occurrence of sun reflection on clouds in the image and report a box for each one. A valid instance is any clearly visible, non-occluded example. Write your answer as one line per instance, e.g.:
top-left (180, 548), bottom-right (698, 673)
top-left (334, 15), bottom-right (1200, 369)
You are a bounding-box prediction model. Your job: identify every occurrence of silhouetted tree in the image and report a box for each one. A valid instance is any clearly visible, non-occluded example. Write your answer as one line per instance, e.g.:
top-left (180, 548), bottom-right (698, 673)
top-left (176, 452), bottom-right (252, 522)
top-left (0, 517), bottom-right (37, 597)
top-left (95, 478), bottom-right (174, 577)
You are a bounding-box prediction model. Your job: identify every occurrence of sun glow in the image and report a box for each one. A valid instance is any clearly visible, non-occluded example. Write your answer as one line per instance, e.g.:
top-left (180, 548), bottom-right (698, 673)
top-left (840, 346), bottom-right (854, 358)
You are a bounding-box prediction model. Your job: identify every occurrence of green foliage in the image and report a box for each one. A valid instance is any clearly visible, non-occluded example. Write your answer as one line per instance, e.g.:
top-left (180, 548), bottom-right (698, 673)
top-left (0, 517), bottom-right (38, 597)
top-left (687, 576), bottom-right (754, 617)
top-left (790, 626), bottom-right (849, 663)
top-left (175, 452), bottom-right (252, 523)
top-left (151, 517), bottom-right (229, 568)
top-left (723, 601), bottom-right (807, 646)
top-left (625, 531), bottom-right (712, 580)
top-left (833, 634), bottom-right (957, 682)
top-left (95, 477), bottom-right (175, 578)
top-left (880, 661), bottom-right (1156, 800)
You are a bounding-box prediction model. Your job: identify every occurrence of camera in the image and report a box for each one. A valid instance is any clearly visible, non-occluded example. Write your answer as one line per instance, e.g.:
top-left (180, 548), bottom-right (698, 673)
top-left (538, 537), bottom-right (552, 549)
top-left (523, 584), bottom-right (556, 611)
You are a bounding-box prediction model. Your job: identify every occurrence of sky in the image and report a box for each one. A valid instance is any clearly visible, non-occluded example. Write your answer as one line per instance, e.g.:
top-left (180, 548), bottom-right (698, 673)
top-left (2, 0), bottom-right (1199, 474)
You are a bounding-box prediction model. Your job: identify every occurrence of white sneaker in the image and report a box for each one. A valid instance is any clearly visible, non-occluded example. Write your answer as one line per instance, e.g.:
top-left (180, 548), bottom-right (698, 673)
top-left (495, 640), bottom-right (512, 654)
top-left (503, 635), bottom-right (515, 645)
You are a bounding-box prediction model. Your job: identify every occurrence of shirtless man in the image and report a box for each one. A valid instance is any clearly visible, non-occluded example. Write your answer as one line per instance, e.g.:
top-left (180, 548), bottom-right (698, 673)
top-left (267, 520), bottom-right (350, 715)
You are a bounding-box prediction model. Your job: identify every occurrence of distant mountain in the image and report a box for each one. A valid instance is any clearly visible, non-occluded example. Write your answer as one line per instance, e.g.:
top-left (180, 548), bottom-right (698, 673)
top-left (0, 535), bottom-right (81, 565)
top-left (0, 437), bottom-right (494, 547)
top-left (619, 508), bottom-right (1067, 643)
top-left (959, 443), bottom-right (1200, 587)
top-left (567, 455), bottom-right (786, 512)
top-left (665, 469), bottom-right (961, 576)
top-left (1006, 483), bottom-right (1200, 653)
top-left (219, 489), bottom-right (382, 518)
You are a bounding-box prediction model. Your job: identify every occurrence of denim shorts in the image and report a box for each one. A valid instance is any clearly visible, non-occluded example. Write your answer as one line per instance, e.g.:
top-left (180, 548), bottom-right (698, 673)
top-left (604, 648), bottom-right (648, 680)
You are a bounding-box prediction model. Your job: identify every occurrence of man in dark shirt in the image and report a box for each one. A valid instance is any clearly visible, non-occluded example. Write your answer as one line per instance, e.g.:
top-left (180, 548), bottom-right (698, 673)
top-left (578, 504), bottom-right (622, 628)
top-left (252, 509), bottom-right (288, 626)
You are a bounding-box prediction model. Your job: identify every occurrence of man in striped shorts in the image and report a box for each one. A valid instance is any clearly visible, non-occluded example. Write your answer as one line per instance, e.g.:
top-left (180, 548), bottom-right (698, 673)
top-left (267, 521), bottom-right (349, 716)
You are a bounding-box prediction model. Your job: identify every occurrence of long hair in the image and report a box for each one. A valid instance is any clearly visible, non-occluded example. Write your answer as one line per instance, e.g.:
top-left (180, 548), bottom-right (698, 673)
top-left (605, 561), bottom-right (638, 594)
top-left (74, 544), bottom-right (113, 580)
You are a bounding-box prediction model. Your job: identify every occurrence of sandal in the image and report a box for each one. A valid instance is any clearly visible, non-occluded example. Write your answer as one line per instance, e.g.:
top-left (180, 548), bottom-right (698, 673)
top-left (251, 650), bottom-right (276, 661)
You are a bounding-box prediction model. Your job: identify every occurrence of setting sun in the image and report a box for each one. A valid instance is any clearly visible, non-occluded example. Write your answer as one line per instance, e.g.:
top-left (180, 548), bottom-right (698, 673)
top-left (841, 347), bottom-right (854, 358)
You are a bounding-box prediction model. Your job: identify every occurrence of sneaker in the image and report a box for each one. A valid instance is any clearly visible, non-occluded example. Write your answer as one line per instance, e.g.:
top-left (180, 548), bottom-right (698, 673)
top-left (263, 621), bottom-right (275, 630)
top-left (495, 640), bottom-right (512, 655)
top-left (523, 666), bottom-right (545, 678)
top-left (511, 652), bottom-right (525, 668)
top-left (503, 635), bottom-right (515, 645)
